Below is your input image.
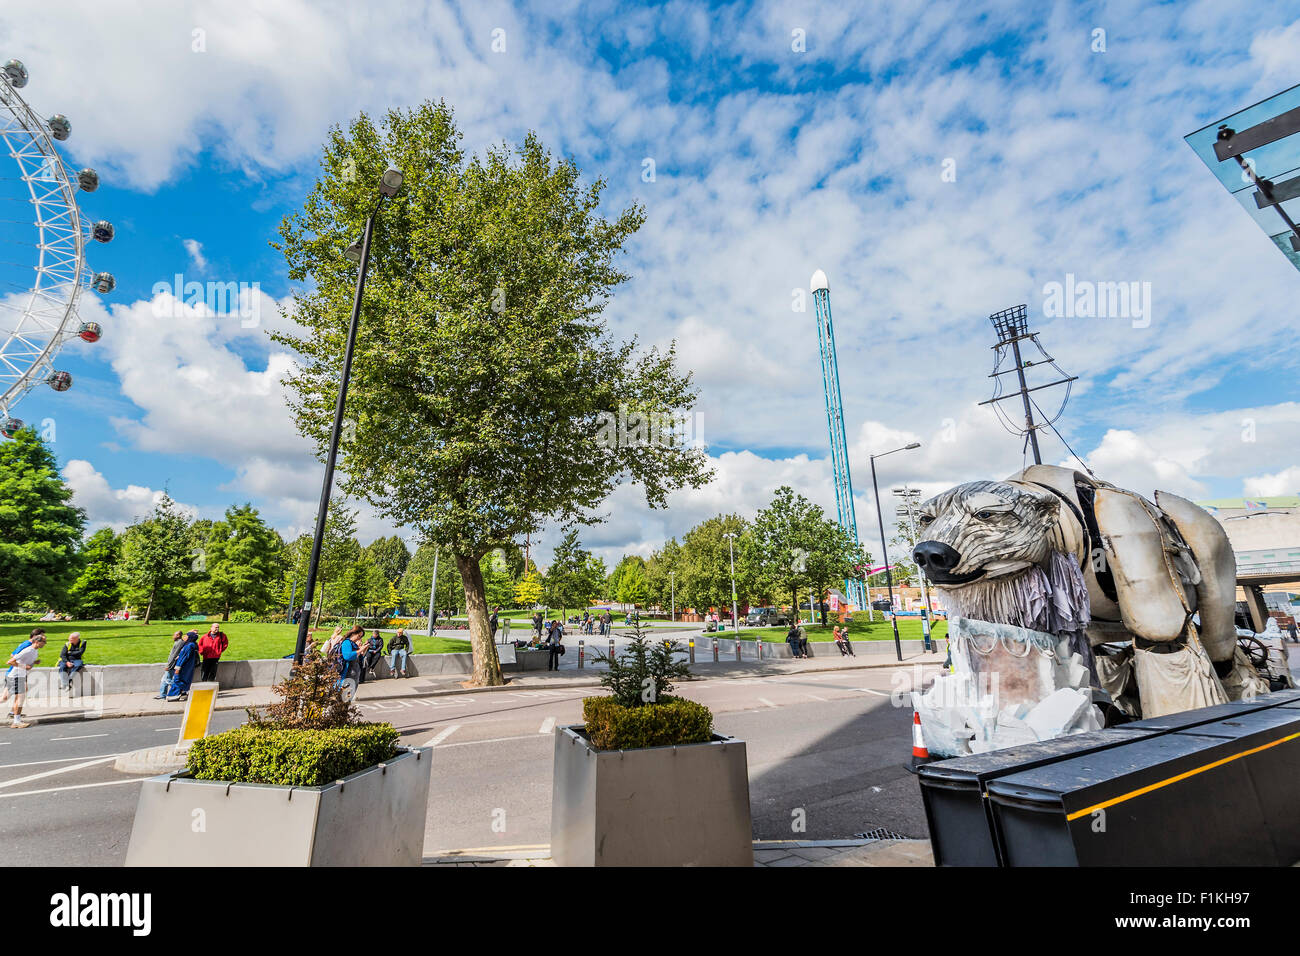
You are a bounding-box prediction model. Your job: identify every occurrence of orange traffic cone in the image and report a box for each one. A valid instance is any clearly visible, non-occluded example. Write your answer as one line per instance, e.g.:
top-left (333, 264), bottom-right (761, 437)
top-left (909, 709), bottom-right (936, 772)
top-left (911, 710), bottom-right (929, 760)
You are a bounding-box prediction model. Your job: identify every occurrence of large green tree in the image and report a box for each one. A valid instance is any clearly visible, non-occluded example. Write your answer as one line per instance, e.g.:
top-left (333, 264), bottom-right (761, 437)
top-left (118, 493), bottom-right (192, 624)
top-left (678, 515), bottom-right (749, 615)
top-left (400, 539), bottom-right (462, 615)
top-left (185, 504), bottom-right (281, 620)
top-left (545, 530), bottom-right (605, 617)
top-left (274, 103), bottom-right (710, 684)
top-left (68, 527), bottom-right (123, 617)
top-left (364, 535), bottom-right (411, 585)
top-left (0, 428), bottom-right (84, 611)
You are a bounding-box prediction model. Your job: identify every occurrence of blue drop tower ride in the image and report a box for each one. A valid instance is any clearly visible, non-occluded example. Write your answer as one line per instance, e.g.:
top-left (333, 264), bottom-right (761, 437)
top-left (811, 270), bottom-right (867, 611)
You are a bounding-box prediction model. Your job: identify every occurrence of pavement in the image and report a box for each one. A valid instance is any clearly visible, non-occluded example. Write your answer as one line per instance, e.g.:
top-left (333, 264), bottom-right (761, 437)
top-left (0, 660), bottom-right (945, 865)
top-left (424, 838), bottom-right (935, 867)
top-left (17, 647), bottom-right (944, 725)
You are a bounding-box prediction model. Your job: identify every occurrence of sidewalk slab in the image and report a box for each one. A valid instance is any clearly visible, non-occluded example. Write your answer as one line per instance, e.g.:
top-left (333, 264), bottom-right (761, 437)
top-left (422, 838), bottom-right (935, 867)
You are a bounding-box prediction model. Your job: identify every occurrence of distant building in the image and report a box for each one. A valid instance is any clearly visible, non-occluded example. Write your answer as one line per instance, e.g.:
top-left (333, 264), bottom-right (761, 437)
top-left (1197, 495), bottom-right (1300, 627)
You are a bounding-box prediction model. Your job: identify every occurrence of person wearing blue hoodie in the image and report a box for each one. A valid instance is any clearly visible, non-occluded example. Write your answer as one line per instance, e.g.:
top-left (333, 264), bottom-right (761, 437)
top-left (165, 631), bottom-right (199, 702)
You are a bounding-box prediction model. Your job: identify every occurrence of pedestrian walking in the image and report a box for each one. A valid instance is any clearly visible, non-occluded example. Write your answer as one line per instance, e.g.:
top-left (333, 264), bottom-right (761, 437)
top-left (387, 628), bottom-right (412, 677)
top-left (546, 620), bottom-right (564, 671)
top-left (165, 631), bottom-right (199, 702)
top-left (1289, 621), bottom-right (1298, 644)
top-left (5, 633), bottom-right (45, 728)
top-left (533, 611), bottom-right (544, 641)
top-left (58, 632), bottom-right (87, 692)
top-left (154, 631), bottom-right (186, 699)
top-left (197, 623), bottom-right (228, 683)
top-left (798, 620), bottom-right (810, 658)
top-left (489, 606), bottom-right (500, 642)
top-left (0, 628), bottom-right (44, 706)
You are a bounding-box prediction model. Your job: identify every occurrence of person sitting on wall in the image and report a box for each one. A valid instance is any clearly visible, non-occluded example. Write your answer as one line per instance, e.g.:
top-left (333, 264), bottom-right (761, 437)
top-left (58, 632), bottom-right (87, 693)
top-left (387, 628), bottom-right (412, 678)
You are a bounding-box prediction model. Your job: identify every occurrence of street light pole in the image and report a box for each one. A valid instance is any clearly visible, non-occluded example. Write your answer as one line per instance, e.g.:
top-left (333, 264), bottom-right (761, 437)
top-left (293, 164), bottom-right (403, 663)
top-left (870, 442), bottom-right (921, 662)
top-left (670, 570), bottom-right (675, 623)
top-left (895, 486), bottom-right (934, 653)
top-left (723, 532), bottom-right (739, 633)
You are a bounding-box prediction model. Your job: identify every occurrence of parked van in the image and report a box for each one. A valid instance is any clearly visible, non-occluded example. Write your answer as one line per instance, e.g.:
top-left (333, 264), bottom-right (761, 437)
top-left (745, 607), bottom-right (790, 627)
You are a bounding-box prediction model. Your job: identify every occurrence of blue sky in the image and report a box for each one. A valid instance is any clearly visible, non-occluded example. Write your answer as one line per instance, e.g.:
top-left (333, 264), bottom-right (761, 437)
top-left (2, 0), bottom-right (1299, 567)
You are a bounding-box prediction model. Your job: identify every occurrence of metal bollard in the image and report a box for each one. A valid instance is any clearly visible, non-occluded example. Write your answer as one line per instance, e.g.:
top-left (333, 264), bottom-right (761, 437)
top-left (735, 638), bottom-right (742, 662)
top-left (578, 639), bottom-right (584, 669)
top-left (689, 637), bottom-right (695, 664)
top-left (712, 637), bottom-right (719, 662)
top-left (757, 638), bottom-right (763, 661)
top-left (608, 637), bottom-right (615, 663)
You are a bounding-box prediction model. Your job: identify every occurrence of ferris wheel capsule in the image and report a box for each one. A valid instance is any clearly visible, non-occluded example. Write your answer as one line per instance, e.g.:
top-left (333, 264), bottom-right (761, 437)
top-left (47, 115), bottom-right (71, 141)
top-left (0, 417), bottom-right (24, 439)
top-left (92, 272), bottom-right (115, 294)
top-left (47, 371), bottom-right (72, 392)
top-left (91, 220), bottom-right (114, 243)
top-left (76, 168), bottom-right (99, 192)
top-left (2, 60), bottom-right (27, 89)
top-left (77, 322), bottom-right (102, 343)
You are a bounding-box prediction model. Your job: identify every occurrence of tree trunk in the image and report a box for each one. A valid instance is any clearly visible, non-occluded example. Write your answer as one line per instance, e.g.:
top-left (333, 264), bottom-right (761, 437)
top-left (791, 584), bottom-right (797, 621)
top-left (144, 583), bottom-right (156, 625)
top-left (223, 600), bottom-right (230, 623)
top-left (457, 553), bottom-right (504, 686)
top-left (818, 587), bottom-right (827, 626)
top-left (314, 580), bottom-right (327, 627)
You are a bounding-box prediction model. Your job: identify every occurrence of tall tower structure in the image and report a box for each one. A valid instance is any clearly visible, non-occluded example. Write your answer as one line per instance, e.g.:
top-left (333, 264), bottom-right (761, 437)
top-left (811, 270), bottom-right (867, 610)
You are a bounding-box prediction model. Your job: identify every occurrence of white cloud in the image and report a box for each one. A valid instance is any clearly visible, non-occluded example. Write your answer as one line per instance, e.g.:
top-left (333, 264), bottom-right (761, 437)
top-left (64, 459), bottom-right (198, 530)
top-left (182, 239), bottom-right (207, 273)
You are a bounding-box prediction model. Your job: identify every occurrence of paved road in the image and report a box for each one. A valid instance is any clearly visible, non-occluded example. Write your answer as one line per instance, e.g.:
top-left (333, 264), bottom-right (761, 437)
top-left (0, 663), bottom-right (939, 865)
top-left (360, 664), bottom-right (939, 854)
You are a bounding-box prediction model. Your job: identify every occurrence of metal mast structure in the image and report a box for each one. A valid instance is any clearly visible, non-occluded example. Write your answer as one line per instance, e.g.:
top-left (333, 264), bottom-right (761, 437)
top-left (979, 304), bottom-right (1077, 465)
top-left (811, 269), bottom-right (867, 610)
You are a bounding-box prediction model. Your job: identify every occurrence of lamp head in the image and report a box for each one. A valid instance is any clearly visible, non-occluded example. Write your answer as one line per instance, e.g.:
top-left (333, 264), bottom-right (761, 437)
top-left (379, 163), bottom-right (403, 197)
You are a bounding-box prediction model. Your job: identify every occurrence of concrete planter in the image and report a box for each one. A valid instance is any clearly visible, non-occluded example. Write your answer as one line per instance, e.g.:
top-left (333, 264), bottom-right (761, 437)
top-left (551, 725), bottom-right (753, 867)
top-left (124, 746), bottom-right (431, 866)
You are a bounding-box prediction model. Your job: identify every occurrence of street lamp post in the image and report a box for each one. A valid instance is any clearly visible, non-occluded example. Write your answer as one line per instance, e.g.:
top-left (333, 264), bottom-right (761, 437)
top-left (670, 570), bottom-right (675, 622)
top-left (870, 442), bottom-right (921, 662)
top-left (293, 164), bottom-right (403, 663)
top-left (723, 532), bottom-right (739, 633)
top-left (894, 486), bottom-right (935, 653)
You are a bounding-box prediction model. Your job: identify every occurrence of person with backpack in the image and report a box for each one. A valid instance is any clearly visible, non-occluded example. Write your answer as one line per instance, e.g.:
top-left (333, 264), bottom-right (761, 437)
top-left (165, 631), bottom-right (199, 702)
top-left (489, 607), bottom-right (500, 642)
top-left (387, 628), bottom-right (412, 678)
top-left (332, 626), bottom-right (362, 693)
top-left (197, 624), bottom-right (228, 683)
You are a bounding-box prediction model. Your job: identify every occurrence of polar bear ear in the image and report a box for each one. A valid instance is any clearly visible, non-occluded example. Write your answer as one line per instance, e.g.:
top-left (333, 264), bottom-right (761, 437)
top-left (1033, 490), bottom-right (1061, 527)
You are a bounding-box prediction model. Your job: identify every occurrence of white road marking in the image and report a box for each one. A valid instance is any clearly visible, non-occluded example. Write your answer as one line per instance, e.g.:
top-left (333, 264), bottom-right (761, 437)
top-left (0, 754), bottom-right (121, 790)
top-left (438, 733), bottom-right (553, 748)
top-left (51, 733), bottom-right (108, 741)
top-left (757, 698), bottom-right (777, 708)
top-left (422, 725), bottom-right (460, 748)
top-left (805, 694), bottom-right (828, 702)
top-left (538, 717), bottom-right (555, 734)
top-left (155, 727), bottom-right (180, 732)
top-left (857, 688), bottom-right (889, 697)
top-left (0, 752), bottom-right (125, 770)
top-left (0, 777), bottom-right (146, 799)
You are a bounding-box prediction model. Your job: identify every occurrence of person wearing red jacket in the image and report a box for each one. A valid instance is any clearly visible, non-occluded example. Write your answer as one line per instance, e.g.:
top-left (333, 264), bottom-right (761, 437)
top-left (197, 624), bottom-right (229, 683)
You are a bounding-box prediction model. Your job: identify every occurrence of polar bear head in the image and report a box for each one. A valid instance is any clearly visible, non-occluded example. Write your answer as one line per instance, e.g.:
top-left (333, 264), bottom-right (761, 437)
top-left (912, 480), bottom-right (1060, 585)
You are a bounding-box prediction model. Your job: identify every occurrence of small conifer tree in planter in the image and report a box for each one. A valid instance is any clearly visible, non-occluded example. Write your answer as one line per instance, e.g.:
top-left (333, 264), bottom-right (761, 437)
top-left (552, 621), bottom-right (753, 866)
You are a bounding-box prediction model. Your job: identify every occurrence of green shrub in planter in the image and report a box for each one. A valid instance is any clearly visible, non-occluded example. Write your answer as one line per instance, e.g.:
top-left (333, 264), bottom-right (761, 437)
top-left (186, 723), bottom-right (400, 787)
top-left (582, 696), bottom-right (713, 750)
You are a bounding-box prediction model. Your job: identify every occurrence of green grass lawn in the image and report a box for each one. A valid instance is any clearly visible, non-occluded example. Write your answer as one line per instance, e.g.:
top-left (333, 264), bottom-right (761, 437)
top-left (0, 620), bottom-right (471, 666)
top-left (733, 617), bottom-right (948, 643)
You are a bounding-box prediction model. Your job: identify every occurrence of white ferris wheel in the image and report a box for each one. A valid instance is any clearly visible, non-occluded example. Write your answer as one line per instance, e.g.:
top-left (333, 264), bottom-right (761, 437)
top-left (0, 56), bottom-right (114, 438)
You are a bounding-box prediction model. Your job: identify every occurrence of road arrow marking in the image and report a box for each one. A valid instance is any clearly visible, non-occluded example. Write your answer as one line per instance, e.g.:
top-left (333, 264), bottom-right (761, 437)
top-left (422, 725), bottom-right (460, 748)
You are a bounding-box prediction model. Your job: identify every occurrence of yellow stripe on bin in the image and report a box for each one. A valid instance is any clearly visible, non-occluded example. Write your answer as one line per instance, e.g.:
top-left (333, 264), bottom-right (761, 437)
top-left (180, 687), bottom-right (216, 742)
top-left (1064, 731), bottom-right (1300, 821)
